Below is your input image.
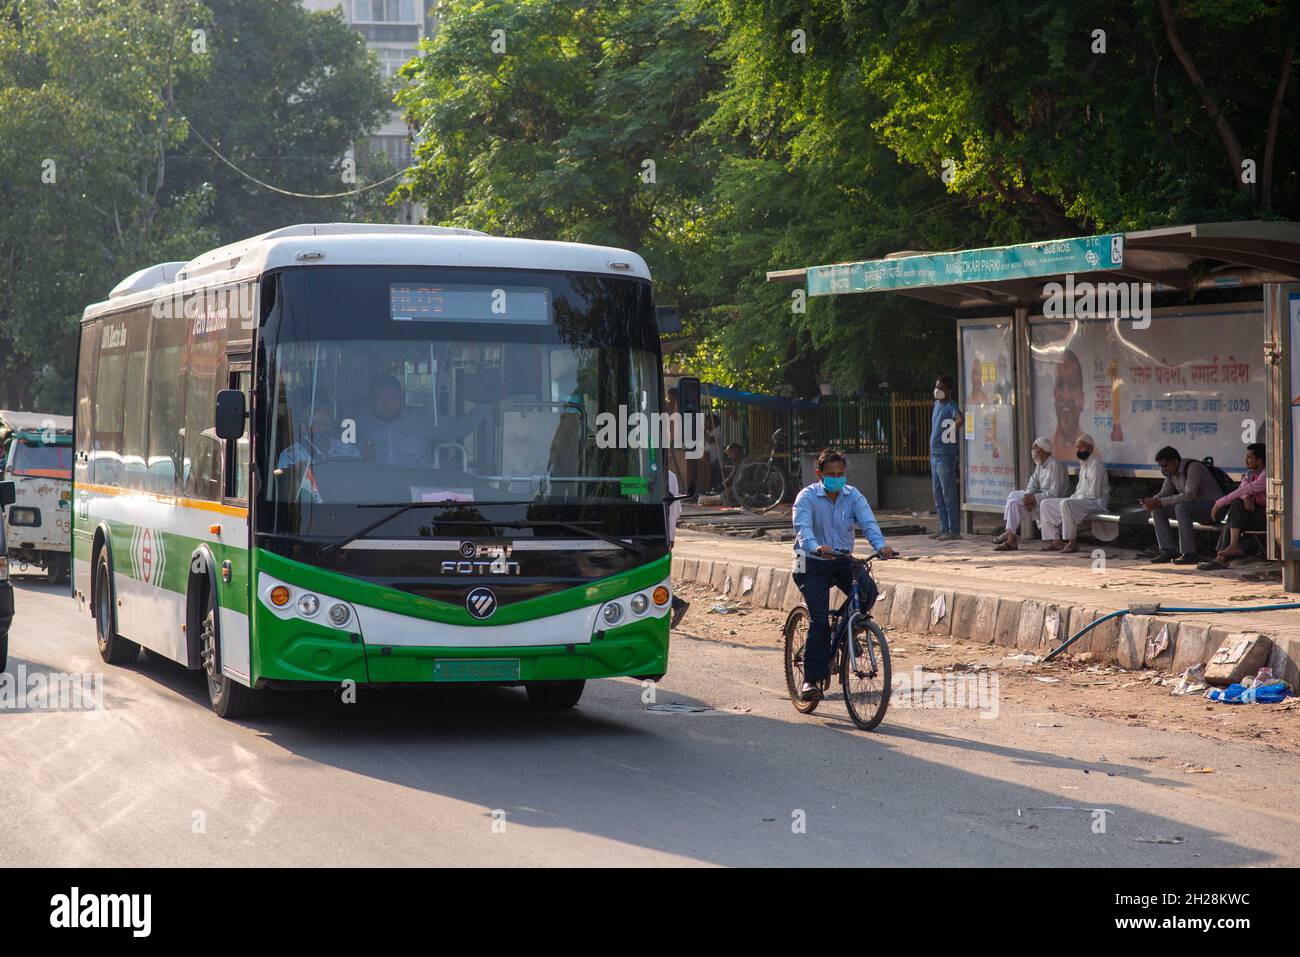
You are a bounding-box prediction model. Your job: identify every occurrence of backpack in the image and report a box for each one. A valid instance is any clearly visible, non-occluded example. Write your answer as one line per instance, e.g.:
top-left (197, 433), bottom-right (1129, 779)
top-left (1194, 456), bottom-right (1237, 497)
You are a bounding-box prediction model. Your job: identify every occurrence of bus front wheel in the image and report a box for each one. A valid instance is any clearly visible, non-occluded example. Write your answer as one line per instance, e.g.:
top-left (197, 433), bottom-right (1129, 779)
top-left (525, 680), bottom-right (584, 710)
top-left (199, 589), bottom-right (260, 720)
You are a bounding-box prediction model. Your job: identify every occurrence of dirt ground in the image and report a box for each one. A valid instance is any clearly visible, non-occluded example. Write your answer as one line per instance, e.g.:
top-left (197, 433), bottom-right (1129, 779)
top-left (671, 579), bottom-right (1300, 756)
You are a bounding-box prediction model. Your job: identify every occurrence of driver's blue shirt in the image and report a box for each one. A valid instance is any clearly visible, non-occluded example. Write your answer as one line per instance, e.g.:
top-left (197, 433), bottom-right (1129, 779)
top-left (793, 482), bottom-right (885, 558)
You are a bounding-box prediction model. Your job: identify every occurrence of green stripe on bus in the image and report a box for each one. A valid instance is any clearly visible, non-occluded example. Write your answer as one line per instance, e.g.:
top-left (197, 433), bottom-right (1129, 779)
top-left (254, 547), bottom-right (670, 628)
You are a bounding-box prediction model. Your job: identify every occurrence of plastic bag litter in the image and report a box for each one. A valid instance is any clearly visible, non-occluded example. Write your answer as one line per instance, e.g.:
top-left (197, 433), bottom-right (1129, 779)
top-left (1204, 680), bottom-right (1291, 704)
top-left (1171, 663), bottom-right (1207, 697)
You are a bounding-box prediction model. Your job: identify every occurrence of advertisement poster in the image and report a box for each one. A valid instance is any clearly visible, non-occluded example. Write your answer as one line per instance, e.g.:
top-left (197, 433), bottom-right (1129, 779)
top-left (960, 321), bottom-right (1017, 508)
top-left (1030, 307), bottom-right (1265, 472)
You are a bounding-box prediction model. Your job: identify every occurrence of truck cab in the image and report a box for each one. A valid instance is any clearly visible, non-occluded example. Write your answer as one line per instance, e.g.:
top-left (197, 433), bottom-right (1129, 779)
top-left (0, 411), bottom-right (74, 583)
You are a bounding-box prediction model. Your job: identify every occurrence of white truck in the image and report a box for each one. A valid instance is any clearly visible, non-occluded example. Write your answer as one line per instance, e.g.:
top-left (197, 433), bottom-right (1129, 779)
top-left (0, 410), bottom-right (73, 583)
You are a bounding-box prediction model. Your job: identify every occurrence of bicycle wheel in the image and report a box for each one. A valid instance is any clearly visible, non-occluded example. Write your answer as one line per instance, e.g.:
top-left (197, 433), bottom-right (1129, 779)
top-left (841, 615), bottom-right (891, 731)
top-left (783, 605), bottom-right (820, 714)
top-left (733, 461), bottom-right (785, 512)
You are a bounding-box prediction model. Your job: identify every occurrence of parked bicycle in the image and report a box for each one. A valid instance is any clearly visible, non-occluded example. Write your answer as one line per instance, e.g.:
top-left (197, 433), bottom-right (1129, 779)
top-left (783, 549), bottom-right (892, 731)
top-left (730, 428), bottom-right (816, 512)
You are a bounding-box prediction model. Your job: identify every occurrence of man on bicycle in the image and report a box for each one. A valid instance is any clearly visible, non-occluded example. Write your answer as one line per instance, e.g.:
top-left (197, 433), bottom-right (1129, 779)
top-left (792, 449), bottom-right (895, 702)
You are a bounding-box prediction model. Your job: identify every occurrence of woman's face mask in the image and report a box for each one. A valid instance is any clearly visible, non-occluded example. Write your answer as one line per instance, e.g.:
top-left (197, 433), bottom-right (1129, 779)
top-left (1076, 447), bottom-right (1091, 460)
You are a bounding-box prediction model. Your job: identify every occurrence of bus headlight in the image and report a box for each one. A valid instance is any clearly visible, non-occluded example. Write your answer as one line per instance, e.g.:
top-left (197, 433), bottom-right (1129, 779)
top-left (652, 585), bottom-right (670, 606)
top-left (601, 602), bottom-right (624, 626)
top-left (328, 603), bottom-right (351, 627)
top-left (630, 593), bottom-right (649, 615)
top-left (270, 585), bottom-right (291, 607)
top-left (8, 507), bottom-right (38, 527)
top-left (298, 593), bottom-right (320, 617)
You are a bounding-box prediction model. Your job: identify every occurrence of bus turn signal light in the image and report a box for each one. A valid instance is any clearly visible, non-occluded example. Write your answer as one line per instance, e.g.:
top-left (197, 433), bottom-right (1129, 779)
top-left (652, 586), bottom-right (670, 606)
top-left (270, 586), bottom-right (291, 607)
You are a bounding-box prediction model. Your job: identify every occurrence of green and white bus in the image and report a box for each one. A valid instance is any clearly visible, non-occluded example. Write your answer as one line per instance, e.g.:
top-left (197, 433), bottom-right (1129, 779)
top-left (73, 223), bottom-right (693, 717)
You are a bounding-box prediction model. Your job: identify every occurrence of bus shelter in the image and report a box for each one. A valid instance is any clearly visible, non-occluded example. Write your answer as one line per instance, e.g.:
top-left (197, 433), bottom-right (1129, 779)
top-left (768, 221), bottom-right (1300, 591)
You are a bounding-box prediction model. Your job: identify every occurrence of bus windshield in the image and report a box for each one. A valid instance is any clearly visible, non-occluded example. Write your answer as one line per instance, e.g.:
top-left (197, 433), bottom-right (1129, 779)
top-left (260, 267), bottom-right (665, 519)
top-left (7, 440), bottom-right (73, 479)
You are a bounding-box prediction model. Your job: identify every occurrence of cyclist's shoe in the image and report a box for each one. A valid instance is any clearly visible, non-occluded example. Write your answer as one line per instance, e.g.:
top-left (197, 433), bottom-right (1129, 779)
top-left (798, 681), bottom-right (823, 703)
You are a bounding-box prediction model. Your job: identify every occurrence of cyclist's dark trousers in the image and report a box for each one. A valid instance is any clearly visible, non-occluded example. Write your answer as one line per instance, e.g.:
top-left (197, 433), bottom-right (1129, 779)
top-left (793, 557), bottom-right (878, 683)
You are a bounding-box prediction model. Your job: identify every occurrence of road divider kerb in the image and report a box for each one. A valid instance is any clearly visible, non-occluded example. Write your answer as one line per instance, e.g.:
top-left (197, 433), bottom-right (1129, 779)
top-left (669, 555), bottom-right (1293, 683)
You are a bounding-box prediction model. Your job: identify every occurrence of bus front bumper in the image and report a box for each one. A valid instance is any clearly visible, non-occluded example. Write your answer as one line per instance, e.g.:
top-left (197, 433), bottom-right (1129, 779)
top-left (251, 600), bottom-right (670, 686)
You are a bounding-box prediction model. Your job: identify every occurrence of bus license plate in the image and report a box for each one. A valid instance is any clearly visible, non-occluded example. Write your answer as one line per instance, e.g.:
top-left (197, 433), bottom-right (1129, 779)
top-left (432, 659), bottom-right (521, 682)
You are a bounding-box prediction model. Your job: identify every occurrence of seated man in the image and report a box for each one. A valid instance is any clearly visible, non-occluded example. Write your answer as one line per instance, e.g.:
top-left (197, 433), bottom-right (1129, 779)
top-left (277, 402), bottom-right (361, 470)
top-left (1200, 442), bottom-right (1267, 571)
top-left (994, 436), bottom-right (1068, 551)
top-left (1038, 434), bottom-right (1109, 554)
top-left (791, 449), bottom-right (896, 702)
top-left (356, 373), bottom-right (494, 467)
top-left (1142, 445), bottom-right (1219, 565)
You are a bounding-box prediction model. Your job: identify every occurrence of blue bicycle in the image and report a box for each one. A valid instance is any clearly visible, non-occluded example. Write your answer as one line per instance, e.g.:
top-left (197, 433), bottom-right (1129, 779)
top-left (783, 550), bottom-right (892, 731)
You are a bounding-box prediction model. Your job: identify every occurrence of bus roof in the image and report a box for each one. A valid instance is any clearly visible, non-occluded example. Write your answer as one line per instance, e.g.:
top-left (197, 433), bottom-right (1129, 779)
top-left (84, 223), bottom-right (653, 321)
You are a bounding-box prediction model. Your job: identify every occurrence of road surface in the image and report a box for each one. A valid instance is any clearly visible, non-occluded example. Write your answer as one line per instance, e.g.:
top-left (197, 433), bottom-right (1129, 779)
top-left (2, 577), bottom-right (1298, 866)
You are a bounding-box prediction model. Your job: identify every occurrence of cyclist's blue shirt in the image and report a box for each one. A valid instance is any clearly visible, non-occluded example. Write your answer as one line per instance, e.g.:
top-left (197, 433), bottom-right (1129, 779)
top-left (931, 399), bottom-right (960, 457)
top-left (792, 482), bottom-right (886, 557)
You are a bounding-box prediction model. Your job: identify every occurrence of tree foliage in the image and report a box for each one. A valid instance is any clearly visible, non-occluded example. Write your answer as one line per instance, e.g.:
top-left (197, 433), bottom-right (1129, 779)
top-left (0, 0), bottom-right (398, 411)
top-left (399, 0), bottom-right (1300, 397)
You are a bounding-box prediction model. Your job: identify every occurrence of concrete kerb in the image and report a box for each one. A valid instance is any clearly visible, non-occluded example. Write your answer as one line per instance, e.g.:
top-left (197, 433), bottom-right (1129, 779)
top-left (769, 569), bottom-right (791, 610)
top-left (668, 555), bottom-right (1281, 674)
top-left (751, 566), bottom-right (773, 608)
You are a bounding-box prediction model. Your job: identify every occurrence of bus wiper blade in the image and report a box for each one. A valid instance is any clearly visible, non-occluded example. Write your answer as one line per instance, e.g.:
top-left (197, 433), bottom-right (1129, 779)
top-left (318, 502), bottom-right (469, 557)
top-left (514, 519), bottom-right (644, 555)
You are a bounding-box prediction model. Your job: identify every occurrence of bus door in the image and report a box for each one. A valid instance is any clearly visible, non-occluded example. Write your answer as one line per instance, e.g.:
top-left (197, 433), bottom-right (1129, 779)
top-left (216, 359), bottom-right (253, 684)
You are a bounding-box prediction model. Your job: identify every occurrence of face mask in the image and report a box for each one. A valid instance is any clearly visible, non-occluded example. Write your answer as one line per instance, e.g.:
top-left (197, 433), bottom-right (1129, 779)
top-left (821, 475), bottom-right (847, 493)
top-left (1076, 449), bottom-right (1091, 460)
top-left (933, 388), bottom-right (945, 400)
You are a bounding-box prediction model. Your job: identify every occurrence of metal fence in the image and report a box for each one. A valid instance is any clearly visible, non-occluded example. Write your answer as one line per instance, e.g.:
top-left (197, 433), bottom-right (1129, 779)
top-left (705, 392), bottom-right (933, 477)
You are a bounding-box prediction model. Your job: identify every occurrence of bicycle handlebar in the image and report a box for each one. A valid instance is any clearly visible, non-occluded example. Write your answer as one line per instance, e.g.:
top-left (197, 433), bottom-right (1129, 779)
top-left (831, 548), bottom-right (894, 561)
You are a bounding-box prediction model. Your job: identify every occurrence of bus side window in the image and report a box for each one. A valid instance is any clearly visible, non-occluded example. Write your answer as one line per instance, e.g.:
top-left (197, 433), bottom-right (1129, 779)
top-left (146, 305), bottom-right (187, 497)
top-left (92, 321), bottom-right (128, 487)
top-left (75, 324), bottom-right (96, 488)
top-left (183, 323), bottom-right (225, 502)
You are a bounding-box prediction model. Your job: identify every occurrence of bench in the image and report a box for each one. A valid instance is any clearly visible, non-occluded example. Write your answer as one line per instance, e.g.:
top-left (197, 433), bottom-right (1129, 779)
top-left (1085, 508), bottom-right (1266, 547)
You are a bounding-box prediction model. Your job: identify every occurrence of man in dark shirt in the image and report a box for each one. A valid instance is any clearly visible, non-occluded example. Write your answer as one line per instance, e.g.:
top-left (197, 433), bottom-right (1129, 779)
top-left (1143, 445), bottom-right (1218, 565)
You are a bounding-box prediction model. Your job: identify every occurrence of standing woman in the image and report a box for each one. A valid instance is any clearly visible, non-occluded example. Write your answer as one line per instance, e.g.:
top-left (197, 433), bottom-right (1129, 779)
top-left (930, 375), bottom-right (964, 541)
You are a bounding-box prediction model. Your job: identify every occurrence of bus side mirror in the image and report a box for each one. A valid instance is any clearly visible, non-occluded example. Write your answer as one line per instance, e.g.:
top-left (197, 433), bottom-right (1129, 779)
top-left (656, 306), bottom-right (682, 334)
top-left (673, 376), bottom-right (702, 500)
top-left (677, 376), bottom-right (701, 415)
top-left (0, 481), bottom-right (13, 509)
top-left (215, 390), bottom-right (247, 441)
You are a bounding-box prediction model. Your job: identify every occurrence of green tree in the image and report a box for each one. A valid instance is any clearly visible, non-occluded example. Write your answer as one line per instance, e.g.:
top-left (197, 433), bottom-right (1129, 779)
top-left (396, 0), bottom-right (723, 321)
top-left (0, 0), bottom-right (215, 411)
top-left (0, 0), bottom-right (402, 411)
top-left (165, 0), bottom-right (398, 243)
